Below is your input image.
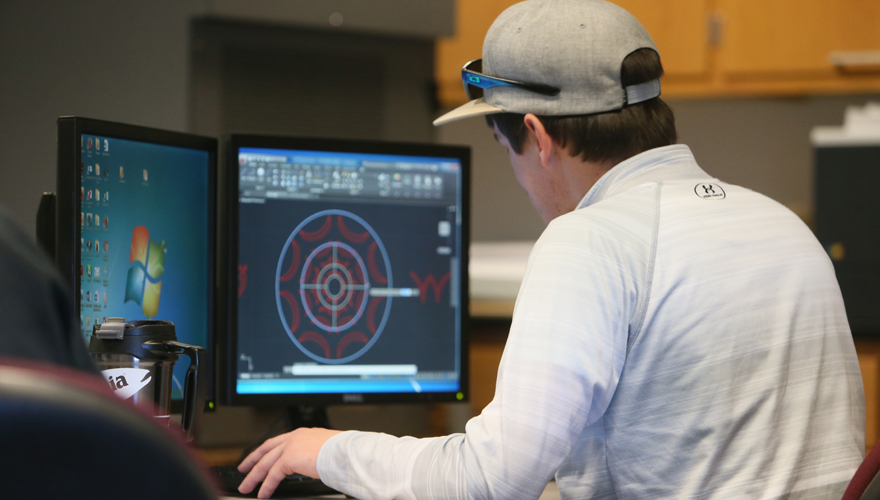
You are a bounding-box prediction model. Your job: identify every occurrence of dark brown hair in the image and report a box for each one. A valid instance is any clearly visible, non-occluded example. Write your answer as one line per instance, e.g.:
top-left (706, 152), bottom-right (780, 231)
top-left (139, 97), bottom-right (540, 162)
top-left (486, 48), bottom-right (676, 165)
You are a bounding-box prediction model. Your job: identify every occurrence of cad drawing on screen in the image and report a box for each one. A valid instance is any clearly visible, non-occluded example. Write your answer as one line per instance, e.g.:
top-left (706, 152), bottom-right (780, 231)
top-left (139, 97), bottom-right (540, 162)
top-left (276, 209), bottom-right (416, 364)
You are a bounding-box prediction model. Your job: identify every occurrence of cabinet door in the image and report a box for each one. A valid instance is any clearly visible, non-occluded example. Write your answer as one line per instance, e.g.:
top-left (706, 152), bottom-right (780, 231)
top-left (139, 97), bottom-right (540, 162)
top-left (717, 0), bottom-right (880, 77)
top-left (436, 0), bottom-right (709, 107)
top-left (612, 0), bottom-right (709, 78)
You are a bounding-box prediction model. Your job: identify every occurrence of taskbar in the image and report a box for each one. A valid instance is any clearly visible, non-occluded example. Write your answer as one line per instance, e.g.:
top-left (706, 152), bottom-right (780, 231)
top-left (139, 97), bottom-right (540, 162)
top-left (237, 378), bottom-right (460, 394)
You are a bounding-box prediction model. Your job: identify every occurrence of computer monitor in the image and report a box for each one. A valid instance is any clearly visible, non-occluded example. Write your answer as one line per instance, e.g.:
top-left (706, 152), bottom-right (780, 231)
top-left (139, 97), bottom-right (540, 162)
top-left (222, 134), bottom-right (470, 414)
top-left (55, 117), bottom-right (217, 411)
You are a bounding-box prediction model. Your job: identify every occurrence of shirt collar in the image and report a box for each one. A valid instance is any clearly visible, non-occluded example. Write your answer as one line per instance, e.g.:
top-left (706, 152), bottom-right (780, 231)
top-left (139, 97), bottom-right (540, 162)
top-left (576, 144), bottom-right (712, 210)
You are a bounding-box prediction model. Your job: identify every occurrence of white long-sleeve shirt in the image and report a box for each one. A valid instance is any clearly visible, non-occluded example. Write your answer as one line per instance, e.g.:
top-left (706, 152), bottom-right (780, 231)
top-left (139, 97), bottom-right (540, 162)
top-left (317, 145), bottom-right (865, 499)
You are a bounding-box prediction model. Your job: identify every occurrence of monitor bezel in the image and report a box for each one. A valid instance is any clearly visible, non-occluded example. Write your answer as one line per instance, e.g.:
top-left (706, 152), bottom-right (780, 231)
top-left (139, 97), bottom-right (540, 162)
top-left (56, 116), bottom-right (219, 412)
top-left (221, 133), bottom-right (471, 407)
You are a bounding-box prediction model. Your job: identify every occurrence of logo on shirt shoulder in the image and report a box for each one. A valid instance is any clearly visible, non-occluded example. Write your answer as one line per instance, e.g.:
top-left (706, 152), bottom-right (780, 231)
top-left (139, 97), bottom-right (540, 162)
top-left (694, 183), bottom-right (726, 199)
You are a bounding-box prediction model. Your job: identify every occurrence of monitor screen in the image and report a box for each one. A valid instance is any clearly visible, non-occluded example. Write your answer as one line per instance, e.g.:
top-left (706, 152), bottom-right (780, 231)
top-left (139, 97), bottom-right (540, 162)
top-left (223, 135), bottom-right (470, 406)
top-left (56, 117), bottom-right (217, 409)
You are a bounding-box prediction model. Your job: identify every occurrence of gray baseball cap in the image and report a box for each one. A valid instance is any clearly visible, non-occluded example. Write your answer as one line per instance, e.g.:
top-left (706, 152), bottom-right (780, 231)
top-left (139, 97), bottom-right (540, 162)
top-left (434, 0), bottom-right (661, 126)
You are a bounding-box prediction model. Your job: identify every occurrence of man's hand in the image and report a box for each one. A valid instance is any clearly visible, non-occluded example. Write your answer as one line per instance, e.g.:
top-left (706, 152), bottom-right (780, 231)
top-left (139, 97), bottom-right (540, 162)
top-left (237, 427), bottom-right (343, 499)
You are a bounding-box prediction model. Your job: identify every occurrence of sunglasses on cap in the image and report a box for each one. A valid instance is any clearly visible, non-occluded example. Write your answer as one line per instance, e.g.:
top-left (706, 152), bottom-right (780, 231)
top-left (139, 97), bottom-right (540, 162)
top-left (461, 59), bottom-right (560, 100)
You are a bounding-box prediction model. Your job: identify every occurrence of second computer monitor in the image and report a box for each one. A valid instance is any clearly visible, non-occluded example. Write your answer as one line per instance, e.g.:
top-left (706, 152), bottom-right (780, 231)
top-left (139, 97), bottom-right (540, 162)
top-left (56, 116), bottom-right (217, 410)
top-left (224, 135), bottom-right (470, 406)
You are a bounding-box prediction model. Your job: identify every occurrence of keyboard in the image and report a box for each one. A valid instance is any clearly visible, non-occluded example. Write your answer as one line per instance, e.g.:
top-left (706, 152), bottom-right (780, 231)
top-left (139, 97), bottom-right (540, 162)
top-left (212, 465), bottom-right (340, 498)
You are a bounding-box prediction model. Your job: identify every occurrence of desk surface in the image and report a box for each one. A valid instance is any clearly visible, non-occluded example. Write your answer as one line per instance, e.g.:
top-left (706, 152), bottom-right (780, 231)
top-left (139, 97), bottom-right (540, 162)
top-left (220, 481), bottom-right (560, 500)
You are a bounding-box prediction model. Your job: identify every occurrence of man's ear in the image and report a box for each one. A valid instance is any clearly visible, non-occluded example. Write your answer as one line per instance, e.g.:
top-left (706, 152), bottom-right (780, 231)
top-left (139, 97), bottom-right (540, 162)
top-left (523, 114), bottom-right (556, 167)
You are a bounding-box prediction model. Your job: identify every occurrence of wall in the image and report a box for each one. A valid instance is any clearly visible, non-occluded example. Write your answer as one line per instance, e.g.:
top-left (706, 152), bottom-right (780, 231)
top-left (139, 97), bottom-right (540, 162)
top-left (0, 0), bottom-right (208, 230)
top-left (0, 0), bottom-right (453, 233)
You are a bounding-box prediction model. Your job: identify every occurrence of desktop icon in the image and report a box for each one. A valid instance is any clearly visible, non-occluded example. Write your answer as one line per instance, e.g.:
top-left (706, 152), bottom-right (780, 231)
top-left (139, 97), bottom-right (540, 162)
top-left (95, 188), bottom-right (100, 201)
top-left (96, 164), bottom-right (101, 176)
top-left (103, 292), bottom-right (108, 303)
top-left (104, 216), bottom-right (109, 227)
top-left (87, 189), bottom-right (93, 200)
top-left (104, 240), bottom-right (109, 252)
top-left (86, 213), bottom-right (92, 226)
top-left (81, 187), bottom-right (84, 200)
top-left (81, 212), bottom-right (84, 226)
top-left (104, 139), bottom-right (109, 152)
top-left (95, 239), bottom-right (100, 252)
top-left (86, 291), bottom-right (91, 302)
top-left (87, 138), bottom-right (93, 149)
top-left (125, 226), bottom-right (165, 318)
top-left (104, 191), bottom-right (109, 202)
top-left (87, 264), bottom-right (92, 277)
top-left (120, 166), bottom-right (124, 179)
top-left (143, 169), bottom-right (148, 182)
top-left (95, 266), bottom-right (101, 278)
top-left (87, 240), bottom-right (92, 252)
top-left (87, 164), bottom-right (93, 175)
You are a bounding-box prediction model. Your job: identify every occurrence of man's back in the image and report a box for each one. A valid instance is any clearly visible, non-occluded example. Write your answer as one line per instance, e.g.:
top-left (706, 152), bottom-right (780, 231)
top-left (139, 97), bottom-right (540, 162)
top-left (541, 145), bottom-right (864, 498)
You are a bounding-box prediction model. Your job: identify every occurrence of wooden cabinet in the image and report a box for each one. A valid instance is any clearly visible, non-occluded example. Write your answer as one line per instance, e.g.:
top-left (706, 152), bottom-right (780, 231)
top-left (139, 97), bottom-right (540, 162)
top-left (857, 340), bottom-right (880, 452)
top-left (713, 0), bottom-right (880, 95)
top-left (436, 0), bottom-right (880, 107)
top-left (609, 0), bottom-right (710, 78)
top-left (717, 0), bottom-right (880, 76)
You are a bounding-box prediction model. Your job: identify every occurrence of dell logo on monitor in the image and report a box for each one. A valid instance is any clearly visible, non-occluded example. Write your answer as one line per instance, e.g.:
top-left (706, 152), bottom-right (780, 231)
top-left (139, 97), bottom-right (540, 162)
top-left (343, 393), bottom-right (364, 403)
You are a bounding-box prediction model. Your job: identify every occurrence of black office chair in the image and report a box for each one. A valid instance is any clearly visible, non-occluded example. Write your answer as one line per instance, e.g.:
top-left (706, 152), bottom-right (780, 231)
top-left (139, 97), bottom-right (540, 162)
top-left (0, 359), bottom-right (217, 500)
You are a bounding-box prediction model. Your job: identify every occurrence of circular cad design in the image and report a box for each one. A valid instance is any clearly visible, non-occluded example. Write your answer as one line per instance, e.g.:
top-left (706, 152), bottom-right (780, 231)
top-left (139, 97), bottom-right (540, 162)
top-left (275, 210), bottom-right (392, 364)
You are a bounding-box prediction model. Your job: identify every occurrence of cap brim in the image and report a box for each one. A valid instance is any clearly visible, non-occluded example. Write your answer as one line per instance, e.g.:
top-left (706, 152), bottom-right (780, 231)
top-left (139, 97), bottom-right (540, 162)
top-left (433, 98), bottom-right (504, 126)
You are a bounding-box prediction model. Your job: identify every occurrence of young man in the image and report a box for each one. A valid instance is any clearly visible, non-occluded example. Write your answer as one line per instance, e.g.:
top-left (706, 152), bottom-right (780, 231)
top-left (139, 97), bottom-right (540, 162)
top-left (239, 1), bottom-right (865, 498)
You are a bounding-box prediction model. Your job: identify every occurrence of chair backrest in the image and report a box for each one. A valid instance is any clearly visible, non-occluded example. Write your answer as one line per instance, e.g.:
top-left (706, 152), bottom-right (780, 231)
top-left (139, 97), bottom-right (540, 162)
top-left (0, 359), bottom-right (217, 500)
top-left (842, 442), bottom-right (880, 500)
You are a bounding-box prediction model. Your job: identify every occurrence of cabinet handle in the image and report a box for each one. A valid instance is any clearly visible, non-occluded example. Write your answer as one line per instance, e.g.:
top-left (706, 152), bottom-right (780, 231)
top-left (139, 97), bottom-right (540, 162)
top-left (706, 12), bottom-right (724, 48)
top-left (829, 51), bottom-right (880, 71)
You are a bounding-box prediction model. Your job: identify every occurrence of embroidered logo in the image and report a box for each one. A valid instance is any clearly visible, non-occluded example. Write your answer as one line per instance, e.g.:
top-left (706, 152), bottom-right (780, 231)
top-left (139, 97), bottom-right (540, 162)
top-left (694, 183), bottom-right (726, 199)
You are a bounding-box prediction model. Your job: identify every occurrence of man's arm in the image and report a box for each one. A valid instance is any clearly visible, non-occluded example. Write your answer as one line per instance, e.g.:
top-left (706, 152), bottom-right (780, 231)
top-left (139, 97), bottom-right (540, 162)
top-left (238, 213), bottom-right (644, 499)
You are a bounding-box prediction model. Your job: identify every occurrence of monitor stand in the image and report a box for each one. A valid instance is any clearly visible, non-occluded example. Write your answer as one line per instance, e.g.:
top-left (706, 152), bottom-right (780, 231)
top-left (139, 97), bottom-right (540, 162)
top-left (283, 405), bottom-right (331, 430)
top-left (239, 405), bottom-right (332, 461)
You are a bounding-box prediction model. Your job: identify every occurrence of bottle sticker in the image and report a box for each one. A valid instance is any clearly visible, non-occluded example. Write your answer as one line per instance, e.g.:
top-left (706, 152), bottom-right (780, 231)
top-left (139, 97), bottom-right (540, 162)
top-left (101, 368), bottom-right (152, 399)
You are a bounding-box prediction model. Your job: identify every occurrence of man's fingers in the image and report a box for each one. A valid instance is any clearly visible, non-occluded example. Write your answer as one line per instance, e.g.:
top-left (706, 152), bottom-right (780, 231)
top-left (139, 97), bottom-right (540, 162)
top-left (238, 444), bottom-right (284, 494)
top-left (257, 462), bottom-right (292, 499)
top-left (238, 432), bottom-right (289, 472)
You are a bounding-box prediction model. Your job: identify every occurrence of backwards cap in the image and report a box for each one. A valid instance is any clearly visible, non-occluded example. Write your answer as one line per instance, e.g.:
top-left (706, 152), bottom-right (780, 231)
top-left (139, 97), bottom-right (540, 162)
top-left (434, 0), bottom-right (660, 126)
